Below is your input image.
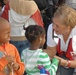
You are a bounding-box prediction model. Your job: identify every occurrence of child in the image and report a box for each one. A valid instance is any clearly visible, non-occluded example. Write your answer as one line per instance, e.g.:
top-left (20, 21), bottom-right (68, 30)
top-left (0, 17), bottom-right (24, 75)
top-left (21, 25), bottom-right (59, 75)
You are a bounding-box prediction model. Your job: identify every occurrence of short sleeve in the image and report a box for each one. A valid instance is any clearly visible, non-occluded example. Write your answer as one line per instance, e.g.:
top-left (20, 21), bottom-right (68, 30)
top-left (72, 35), bottom-right (76, 53)
top-left (47, 23), bottom-right (57, 47)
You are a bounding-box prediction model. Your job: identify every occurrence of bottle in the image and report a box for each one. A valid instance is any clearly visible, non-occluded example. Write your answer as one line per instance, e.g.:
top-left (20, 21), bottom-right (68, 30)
top-left (38, 65), bottom-right (48, 75)
top-left (40, 67), bottom-right (47, 75)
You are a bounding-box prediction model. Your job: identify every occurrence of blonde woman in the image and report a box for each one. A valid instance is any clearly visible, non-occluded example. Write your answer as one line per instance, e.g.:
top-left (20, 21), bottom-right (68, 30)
top-left (46, 5), bottom-right (76, 75)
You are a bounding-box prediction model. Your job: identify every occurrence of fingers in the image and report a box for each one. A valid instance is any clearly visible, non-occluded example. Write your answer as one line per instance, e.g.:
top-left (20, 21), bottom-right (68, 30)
top-left (5, 55), bottom-right (15, 63)
top-left (11, 62), bottom-right (20, 71)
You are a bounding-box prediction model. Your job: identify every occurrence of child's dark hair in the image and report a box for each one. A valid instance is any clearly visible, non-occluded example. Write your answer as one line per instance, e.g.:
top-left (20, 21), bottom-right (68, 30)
top-left (25, 25), bottom-right (45, 43)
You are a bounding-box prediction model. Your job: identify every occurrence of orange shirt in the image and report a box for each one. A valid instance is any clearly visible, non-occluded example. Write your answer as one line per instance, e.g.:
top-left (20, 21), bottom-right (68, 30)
top-left (0, 42), bottom-right (25, 75)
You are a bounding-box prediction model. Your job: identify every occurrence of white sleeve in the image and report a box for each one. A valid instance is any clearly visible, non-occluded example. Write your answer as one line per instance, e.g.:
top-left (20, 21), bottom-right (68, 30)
top-left (47, 23), bottom-right (57, 47)
top-left (72, 35), bottom-right (76, 53)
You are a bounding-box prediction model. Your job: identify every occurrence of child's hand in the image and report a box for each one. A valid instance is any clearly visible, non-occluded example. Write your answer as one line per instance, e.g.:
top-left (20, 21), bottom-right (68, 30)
top-left (5, 55), bottom-right (15, 63)
top-left (0, 71), bottom-right (6, 75)
top-left (11, 62), bottom-right (20, 71)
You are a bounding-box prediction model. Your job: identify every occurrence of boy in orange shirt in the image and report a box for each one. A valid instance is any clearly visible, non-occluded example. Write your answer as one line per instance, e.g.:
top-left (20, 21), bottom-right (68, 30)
top-left (0, 17), bottom-right (25, 75)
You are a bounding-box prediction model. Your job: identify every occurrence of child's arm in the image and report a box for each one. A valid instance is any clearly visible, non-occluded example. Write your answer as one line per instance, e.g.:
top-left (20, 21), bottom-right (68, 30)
top-left (0, 52), bottom-right (15, 71)
top-left (0, 56), bottom-right (8, 71)
top-left (39, 53), bottom-right (59, 75)
top-left (49, 58), bottom-right (59, 75)
top-left (13, 46), bottom-right (25, 75)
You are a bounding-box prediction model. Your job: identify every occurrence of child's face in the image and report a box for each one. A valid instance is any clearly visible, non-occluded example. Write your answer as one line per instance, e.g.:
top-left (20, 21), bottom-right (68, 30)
top-left (0, 22), bottom-right (11, 43)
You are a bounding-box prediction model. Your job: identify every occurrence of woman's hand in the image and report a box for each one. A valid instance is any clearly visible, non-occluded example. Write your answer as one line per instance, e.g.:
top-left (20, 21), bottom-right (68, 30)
top-left (54, 56), bottom-right (67, 66)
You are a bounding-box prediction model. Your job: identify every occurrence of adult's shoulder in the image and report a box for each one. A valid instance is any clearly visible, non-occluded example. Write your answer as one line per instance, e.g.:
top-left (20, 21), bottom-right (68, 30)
top-left (47, 23), bottom-right (53, 33)
top-left (72, 35), bottom-right (76, 51)
top-left (48, 23), bottom-right (53, 28)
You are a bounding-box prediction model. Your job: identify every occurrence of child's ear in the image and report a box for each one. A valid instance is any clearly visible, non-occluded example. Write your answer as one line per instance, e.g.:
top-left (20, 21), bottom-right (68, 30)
top-left (38, 36), bottom-right (42, 42)
top-left (40, 38), bottom-right (42, 41)
top-left (39, 37), bottom-right (42, 43)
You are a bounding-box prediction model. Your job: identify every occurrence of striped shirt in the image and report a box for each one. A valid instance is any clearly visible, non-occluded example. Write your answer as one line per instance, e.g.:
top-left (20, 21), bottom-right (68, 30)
top-left (21, 48), bottom-right (59, 75)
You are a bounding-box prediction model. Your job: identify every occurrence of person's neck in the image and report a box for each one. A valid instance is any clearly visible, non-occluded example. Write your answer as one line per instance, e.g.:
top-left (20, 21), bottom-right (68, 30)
top-left (30, 44), bottom-right (40, 50)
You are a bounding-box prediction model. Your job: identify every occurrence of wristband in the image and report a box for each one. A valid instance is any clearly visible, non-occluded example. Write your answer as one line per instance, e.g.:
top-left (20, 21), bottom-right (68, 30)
top-left (65, 60), bottom-right (71, 68)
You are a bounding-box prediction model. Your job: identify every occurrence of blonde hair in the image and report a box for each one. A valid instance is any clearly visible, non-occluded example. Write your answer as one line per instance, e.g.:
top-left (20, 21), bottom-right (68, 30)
top-left (54, 4), bottom-right (76, 28)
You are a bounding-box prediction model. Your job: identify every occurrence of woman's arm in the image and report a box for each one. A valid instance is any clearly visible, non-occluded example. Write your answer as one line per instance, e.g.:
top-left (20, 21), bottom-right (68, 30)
top-left (44, 46), bottom-right (57, 58)
top-left (45, 24), bottom-right (57, 58)
top-left (54, 56), bottom-right (76, 68)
